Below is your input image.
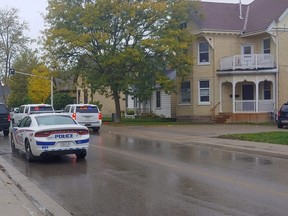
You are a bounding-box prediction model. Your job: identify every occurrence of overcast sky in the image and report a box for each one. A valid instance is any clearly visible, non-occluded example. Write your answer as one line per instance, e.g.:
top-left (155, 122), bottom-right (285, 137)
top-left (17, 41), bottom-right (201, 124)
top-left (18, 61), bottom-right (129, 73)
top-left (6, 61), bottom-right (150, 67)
top-left (0, 0), bottom-right (254, 46)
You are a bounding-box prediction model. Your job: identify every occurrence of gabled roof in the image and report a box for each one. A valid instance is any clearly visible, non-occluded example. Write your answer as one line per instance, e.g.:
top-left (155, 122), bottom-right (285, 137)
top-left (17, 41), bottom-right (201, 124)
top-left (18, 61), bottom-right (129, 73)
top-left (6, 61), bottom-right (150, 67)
top-left (195, 0), bottom-right (288, 35)
top-left (196, 2), bottom-right (248, 33)
top-left (245, 0), bottom-right (288, 34)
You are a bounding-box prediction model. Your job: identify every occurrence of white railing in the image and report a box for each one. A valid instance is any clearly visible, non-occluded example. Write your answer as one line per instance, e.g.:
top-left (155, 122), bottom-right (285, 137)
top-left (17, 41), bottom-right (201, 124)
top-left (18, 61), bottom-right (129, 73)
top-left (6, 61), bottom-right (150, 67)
top-left (220, 54), bottom-right (275, 71)
top-left (235, 100), bottom-right (274, 112)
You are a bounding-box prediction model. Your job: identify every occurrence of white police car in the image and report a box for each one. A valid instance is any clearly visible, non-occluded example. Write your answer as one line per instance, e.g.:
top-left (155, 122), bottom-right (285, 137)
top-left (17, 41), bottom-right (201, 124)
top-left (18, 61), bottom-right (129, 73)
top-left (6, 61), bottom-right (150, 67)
top-left (10, 113), bottom-right (89, 162)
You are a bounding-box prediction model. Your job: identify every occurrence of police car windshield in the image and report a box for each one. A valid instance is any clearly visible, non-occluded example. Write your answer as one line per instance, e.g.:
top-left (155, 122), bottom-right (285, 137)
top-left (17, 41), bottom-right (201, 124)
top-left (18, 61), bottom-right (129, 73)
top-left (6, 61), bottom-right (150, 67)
top-left (76, 106), bottom-right (98, 113)
top-left (36, 115), bottom-right (76, 126)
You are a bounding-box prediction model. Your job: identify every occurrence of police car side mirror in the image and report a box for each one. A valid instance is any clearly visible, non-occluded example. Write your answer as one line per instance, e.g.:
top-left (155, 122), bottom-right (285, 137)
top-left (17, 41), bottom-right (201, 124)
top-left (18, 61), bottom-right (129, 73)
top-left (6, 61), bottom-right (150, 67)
top-left (12, 122), bottom-right (19, 127)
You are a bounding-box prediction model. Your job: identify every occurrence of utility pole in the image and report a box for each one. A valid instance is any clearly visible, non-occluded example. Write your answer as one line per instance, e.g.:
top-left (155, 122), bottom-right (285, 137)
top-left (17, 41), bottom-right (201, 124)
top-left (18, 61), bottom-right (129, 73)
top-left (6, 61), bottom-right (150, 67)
top-left (9, 69), bottom-right (54, 107)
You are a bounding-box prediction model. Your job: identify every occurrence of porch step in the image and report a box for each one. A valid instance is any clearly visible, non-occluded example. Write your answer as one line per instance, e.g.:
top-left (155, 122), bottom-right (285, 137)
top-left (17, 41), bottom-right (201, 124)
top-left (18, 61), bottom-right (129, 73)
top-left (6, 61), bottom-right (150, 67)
top-left (214, 113), bottom-right (232, 123)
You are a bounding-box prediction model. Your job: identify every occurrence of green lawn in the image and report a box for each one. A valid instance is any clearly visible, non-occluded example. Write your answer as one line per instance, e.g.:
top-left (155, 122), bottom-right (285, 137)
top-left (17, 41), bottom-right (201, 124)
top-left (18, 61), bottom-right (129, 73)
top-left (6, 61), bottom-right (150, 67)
top-left (217, 131), bottom-right (288, 145)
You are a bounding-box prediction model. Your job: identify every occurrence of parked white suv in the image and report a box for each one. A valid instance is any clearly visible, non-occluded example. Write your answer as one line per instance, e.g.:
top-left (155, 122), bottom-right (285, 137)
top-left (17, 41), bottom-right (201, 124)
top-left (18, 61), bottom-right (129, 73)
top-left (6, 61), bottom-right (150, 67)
top-left (13, 104), bottom-right (55, 125)
top-left (63, 104), bottom-right (102, 132)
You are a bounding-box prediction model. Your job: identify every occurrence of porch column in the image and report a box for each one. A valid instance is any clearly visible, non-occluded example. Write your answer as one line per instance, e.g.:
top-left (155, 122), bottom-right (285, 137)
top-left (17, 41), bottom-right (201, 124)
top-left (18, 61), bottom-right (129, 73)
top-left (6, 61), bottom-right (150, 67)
top-left (273, 78), bottom-right (276, 110)
top-left (256, 81), bottom-right (259, 112)
top-left (232, 81), bottom-right (235, 113)
top-left (219, 81), bottom-right (222, 112)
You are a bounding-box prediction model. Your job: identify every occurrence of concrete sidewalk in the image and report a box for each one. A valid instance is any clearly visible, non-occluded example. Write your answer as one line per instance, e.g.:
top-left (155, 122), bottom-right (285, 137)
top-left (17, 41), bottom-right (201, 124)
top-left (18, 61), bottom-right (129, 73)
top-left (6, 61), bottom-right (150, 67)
top-left (0, 123), bottom-right (287, 216)
top-left (0, 157), bottom-right (72, 216)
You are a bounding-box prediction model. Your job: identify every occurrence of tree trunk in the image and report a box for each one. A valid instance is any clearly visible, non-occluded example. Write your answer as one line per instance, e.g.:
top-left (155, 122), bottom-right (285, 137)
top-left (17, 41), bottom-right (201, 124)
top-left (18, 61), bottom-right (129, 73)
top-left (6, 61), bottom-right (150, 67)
top-left (112, 90), bottom-right (121, 122)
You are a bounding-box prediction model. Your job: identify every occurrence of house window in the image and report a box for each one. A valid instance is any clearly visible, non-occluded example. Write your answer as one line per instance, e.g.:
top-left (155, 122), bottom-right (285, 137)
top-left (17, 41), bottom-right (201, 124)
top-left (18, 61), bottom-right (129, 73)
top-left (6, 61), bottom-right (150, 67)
top-left (180, 22), bottom-right (187, 29)
top-left (263, 38), bottom-right (270, 54)
top-left (180, 81), bottom-right (191, 104)
top-left (198, 41), bottom-right (209, 64)
top-left (264, 81), bottom-right (271, 99)
top-left (199, 80), bottom-right (210, 103)
top-left (156, 91), bottom-right (161, 108)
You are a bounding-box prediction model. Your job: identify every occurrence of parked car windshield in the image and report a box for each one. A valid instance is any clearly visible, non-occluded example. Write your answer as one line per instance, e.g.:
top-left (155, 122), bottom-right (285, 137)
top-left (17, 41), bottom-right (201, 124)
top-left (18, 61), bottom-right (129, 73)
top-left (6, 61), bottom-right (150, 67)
top-left (281, 104), bottom-right (288, 112)
top-left (76, 106), bottom-right (99, 113)
top-left (35, 115), bottom-right (77, 126)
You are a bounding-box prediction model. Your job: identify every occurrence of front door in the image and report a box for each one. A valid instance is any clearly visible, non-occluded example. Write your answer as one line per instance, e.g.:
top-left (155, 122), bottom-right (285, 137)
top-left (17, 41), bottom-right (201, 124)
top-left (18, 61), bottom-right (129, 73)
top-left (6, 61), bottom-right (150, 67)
top-left (242, 84), bottom-right (254, 111)
top-left (241, 44), bottom-right (254, 68)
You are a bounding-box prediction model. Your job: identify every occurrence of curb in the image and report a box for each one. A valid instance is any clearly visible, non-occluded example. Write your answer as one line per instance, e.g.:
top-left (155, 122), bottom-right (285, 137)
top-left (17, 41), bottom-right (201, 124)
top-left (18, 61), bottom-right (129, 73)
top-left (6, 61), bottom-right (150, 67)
top-left (0, 157), bottom-right (72, 216)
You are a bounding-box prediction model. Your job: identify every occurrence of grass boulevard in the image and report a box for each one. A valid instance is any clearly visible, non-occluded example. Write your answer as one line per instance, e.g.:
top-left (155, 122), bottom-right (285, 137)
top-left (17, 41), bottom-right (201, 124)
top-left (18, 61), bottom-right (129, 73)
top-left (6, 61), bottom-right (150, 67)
top-left (103, 117), bottom-right (288, 145)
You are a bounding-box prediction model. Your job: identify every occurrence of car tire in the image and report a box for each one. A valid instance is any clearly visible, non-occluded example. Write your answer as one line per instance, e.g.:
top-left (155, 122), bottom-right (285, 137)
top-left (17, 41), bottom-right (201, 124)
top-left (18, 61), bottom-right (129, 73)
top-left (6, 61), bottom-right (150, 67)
top-left (92, 127), bottom-right (99, 132)
top-left (278, 122), bottom-right (283, 128)
top-left (76, 150), bottom-right (87, 159)
top-left (3, 130), bottom-right (9, 136)
top-left (25, 140), bottom-right (35, 162)
top-left (10, 134), bottom-right (18, 153)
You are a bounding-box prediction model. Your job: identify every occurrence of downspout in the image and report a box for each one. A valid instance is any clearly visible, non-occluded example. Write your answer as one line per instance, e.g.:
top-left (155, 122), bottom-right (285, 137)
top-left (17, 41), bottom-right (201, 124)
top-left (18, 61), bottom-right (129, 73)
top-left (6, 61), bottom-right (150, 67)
top-left (275, 32), bottom-right (279, 111)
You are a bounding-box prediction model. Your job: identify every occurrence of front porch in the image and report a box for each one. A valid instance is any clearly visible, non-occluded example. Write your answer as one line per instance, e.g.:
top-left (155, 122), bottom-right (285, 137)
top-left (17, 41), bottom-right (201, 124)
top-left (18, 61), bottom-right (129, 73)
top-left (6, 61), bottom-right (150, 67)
top-left (218, 73), bottom-right (277, 122)
top-left (215, 112), bottom-right (273, 123)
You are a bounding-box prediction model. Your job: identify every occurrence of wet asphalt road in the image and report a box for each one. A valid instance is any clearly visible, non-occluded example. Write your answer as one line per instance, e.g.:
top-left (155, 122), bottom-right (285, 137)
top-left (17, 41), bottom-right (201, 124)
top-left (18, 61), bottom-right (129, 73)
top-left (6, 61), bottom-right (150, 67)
top-left (0, 129), bottom-right (288, 216)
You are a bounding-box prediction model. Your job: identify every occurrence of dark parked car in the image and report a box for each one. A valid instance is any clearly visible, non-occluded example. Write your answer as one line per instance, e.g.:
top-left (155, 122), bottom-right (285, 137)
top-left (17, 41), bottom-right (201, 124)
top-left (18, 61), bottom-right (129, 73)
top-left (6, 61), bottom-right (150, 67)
top-left (277, 102), bottom-right (288, 128)
top-left (0, 103), bottom-right (10, 136)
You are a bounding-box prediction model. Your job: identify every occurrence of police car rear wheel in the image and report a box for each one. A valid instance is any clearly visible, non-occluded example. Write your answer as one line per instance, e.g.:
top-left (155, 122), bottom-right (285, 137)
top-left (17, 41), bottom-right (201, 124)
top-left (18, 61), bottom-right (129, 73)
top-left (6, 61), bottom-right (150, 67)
top-left (10, 134), bottom-right (17, 153)
top-left (25, 141), bottom-right (35, 162)
top-left (76, 150), bottom-right (86, 159)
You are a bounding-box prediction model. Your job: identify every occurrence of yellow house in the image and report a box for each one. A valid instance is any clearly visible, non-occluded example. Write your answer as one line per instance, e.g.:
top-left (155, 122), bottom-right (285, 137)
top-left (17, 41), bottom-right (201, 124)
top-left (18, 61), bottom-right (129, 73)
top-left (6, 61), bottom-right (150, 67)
top-left (76, 76), bottom-right (125, 117)
top-left (175, 0), bottom-right (288, 123)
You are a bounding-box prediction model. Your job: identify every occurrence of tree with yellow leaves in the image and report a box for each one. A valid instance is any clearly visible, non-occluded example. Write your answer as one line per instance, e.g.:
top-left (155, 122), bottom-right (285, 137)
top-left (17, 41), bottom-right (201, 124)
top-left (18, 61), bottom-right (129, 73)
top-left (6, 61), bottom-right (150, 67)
top-left (27, 65), bottom-right (51, 104)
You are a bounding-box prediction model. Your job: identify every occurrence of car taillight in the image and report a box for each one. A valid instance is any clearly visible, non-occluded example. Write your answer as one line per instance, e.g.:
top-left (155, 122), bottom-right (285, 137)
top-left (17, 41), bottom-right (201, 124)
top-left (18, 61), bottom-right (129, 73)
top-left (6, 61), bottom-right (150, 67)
top-left (99, 113), bottom-right (102, 120)
top-left (72, 113), bottom-right (76, 120)
top-left (35, 131), bottom-right (52, 137)
top-left (278, 111), bottom-right (281, 117)
top-left (77, 129), bottom-right (89, 135)
top-left (7, 114), bottom-right (10, 122)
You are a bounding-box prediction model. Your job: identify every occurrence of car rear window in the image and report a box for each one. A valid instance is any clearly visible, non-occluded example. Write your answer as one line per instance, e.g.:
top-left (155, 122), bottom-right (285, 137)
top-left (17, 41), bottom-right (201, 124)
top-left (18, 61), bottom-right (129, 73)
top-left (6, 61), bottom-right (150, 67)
top-left (281, 105), bottom-right (288, 112)
top-left (36, 115), bottom-right (76, 126)
top-left (0, 105), bottom-right (8, 114)
top-left (30, 106), bottom-right (54, 113)
top-left (76, 106), bottom-right (99, 113)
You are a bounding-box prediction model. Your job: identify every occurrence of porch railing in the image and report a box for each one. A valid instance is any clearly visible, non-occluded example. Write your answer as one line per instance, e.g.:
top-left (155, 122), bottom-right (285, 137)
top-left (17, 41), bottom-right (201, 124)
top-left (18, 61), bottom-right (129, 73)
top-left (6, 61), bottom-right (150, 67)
top-left (235, 100), bottom-right (274, 112)
top-left (219, 54), bottom-right (275, 71)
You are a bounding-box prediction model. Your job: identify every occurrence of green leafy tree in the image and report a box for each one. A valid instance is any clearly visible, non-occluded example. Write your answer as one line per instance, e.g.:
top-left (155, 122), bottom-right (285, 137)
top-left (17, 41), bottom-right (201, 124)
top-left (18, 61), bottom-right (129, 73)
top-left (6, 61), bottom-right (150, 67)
top-left (0, 8), bottom-right (30, 102)
top-left (27, 65), bottom-right (51, 103)
top-left (7, 49), bottom-right (40, 107)
top-left (47, 92), bottom-right (74, 110)
top-left (44, 0), bottom-right (195, 122)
